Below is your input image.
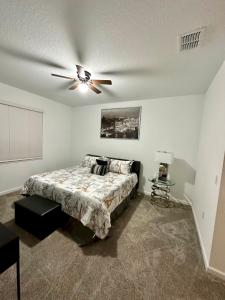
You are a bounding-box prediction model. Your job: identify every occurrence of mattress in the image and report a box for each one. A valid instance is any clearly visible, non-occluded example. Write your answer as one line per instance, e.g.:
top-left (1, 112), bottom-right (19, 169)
top-left (22, 166), bottom-right (138, 239)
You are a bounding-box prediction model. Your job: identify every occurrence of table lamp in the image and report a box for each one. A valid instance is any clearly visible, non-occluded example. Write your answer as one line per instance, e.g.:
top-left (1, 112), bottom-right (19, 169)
top-left (155, 151), bottom-right (174, 181)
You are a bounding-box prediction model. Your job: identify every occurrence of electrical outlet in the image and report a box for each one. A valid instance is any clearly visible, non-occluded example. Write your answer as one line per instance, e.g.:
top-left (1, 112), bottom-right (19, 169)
top-left (202, 212), bottom-right (205, 219)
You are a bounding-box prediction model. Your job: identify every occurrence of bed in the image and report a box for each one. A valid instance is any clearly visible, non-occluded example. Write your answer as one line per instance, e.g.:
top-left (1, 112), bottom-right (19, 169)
top-left (22, 155), bottom-right (140, 239)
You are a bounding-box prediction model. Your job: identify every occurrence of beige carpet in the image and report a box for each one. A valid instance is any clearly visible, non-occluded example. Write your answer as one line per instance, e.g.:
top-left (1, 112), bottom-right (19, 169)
top-left (0, 192), bottom-right (225, 300)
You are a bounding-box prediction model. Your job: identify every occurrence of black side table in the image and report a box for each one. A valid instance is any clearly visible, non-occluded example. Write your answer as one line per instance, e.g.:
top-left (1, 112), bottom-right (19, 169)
top-left (148, 178), bottom-right (175, 208)
top-left (0, 223), bottom-right (20, 300)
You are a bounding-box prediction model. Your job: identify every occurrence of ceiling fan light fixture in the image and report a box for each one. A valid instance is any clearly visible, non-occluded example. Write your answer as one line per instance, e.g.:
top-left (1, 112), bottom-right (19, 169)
top-left (78, 82), bottom-right (88, 93)
top-left (51, 65), bottom-right (111, 95)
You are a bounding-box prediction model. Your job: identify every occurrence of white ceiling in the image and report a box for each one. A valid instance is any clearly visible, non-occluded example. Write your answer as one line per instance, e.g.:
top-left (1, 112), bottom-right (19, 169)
top-left (0, 0), bottom-right (225, 107)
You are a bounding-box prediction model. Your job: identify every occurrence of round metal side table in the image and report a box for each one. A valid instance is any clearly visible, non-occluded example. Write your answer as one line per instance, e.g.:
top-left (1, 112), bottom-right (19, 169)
top-left (148, 178), bottom-right (175, 208)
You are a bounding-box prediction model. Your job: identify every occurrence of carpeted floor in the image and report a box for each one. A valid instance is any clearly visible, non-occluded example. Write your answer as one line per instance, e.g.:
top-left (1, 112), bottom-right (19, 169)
top-left (0, 192), bottom-right (225, 300)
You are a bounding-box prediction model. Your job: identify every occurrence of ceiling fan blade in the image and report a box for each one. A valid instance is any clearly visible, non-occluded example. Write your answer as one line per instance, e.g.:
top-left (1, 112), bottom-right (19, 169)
top-left (99, 68), bottom-right (152, 76)
top-left (51, 73), bottom-right (75, 80)
top-left (0, 44), bottom-right (66, 69)
top-left (91, 80), bottom-right (112, 85)
top-left (69, 82), bottom-right (80, 90)
top-left (88, 83), bottom-right (102, 94)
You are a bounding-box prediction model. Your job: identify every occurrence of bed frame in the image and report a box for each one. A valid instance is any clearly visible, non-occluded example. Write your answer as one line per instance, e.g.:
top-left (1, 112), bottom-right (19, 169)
top-left (87, 154), bottom-right (141, 222)
top-left (65, 154), bottom-right (141, 245)
top-left (24, 154), bottom-right (141, 245)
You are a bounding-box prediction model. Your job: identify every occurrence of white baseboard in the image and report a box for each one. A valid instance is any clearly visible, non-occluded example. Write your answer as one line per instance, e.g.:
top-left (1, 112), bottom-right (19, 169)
top-left (143, 188), bottom-right (225, 281)
top-left (191, 209), bottom-right (225, 280)
top-left (142, 189), bottom-right (209, 267)
top-left (207, 266), bottom-right (225, 281)
top-left (183, 194), bottom-right (192, 206)
top-left (182, 197), bottom-right (225, 281)
top-left (0, 186), bottom-right (22, 196)
top-left (169, 194), bottom-right (189, 205)
top-left (191, 205), bottom-right (209, 270)
top-left (142, 190), bottom-right (189, 205)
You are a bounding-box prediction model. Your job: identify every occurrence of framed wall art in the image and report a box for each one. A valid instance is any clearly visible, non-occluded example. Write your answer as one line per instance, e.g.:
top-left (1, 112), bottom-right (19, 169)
top-left (100, 106), bottom-right (141, 139)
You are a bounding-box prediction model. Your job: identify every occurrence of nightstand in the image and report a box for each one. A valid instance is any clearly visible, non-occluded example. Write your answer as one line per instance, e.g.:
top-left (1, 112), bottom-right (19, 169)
top-left (148, 178), bottom-right (175, 208)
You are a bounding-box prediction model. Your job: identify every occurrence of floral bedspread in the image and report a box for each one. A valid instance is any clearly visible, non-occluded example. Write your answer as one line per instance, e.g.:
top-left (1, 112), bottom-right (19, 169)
top-left (22, 166), bottom-right (138, 239)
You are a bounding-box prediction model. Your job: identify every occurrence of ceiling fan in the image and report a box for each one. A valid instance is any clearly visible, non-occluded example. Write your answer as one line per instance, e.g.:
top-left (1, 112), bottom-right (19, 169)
top-left (51, 65), bottom-right (112, 94)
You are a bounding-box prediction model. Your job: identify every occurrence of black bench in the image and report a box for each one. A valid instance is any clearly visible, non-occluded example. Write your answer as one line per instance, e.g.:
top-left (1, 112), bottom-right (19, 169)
top-left (15, 195), bottom-right (62, 239)
top-left (0, 223), bottom-right (20, 300)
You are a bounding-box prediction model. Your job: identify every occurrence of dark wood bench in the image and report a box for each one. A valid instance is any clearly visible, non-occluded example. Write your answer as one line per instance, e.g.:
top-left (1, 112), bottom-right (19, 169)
top-left (15, 195), bottom-right (62, 239)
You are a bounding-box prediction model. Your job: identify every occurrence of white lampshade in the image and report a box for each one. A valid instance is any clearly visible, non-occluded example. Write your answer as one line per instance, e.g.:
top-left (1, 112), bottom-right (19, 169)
top-left (155, 151), bottom-right (174, 165)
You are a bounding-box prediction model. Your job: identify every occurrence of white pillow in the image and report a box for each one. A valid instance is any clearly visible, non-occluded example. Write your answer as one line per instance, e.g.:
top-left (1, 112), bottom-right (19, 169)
top-left (109, 159), bottom-right (133, 175)
top-left (81, 155), bottom-right (99, 168)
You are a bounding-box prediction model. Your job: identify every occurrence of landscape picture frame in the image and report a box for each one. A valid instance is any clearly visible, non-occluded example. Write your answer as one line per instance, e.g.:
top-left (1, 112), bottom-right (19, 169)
top-left (100, 106), bottom-right (141, 139)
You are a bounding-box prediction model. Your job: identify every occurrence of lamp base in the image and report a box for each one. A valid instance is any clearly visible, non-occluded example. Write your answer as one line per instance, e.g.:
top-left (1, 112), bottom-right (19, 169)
top-left (158, 163), bottom-right (169, 181)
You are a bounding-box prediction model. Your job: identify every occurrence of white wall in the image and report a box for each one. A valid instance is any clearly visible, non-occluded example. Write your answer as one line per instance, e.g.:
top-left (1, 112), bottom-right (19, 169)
top-left (210, 154), bottom-right (225, 275)
top-left (0, 83), bottom-right (203, 202)
top-left (72, 95), bottom-right (203, 201)
top-left (193, 61), bottom-right (225, 267)
top-left (0, 82), bottom-right (72, 194)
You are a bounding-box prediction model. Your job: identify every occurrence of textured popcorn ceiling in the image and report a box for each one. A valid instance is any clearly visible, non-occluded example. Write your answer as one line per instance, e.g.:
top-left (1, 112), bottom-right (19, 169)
top-left (0, 0), bottom-right (225, 107)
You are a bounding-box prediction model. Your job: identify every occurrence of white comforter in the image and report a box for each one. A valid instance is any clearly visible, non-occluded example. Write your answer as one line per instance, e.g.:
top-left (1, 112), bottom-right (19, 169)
top-left (22, 166), bottom-right (138, 239)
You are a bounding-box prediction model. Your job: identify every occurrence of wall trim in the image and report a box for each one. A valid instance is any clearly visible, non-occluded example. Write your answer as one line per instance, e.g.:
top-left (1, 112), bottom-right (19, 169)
top-left (0, 186), bottom-right (22, 196)
top-left (186, 204), bottom-right (225, 281)
top-left (191, 205), bottom-right (209, 270)
top-left (143, 188), bottom-right (209, 268)
top-left (142, 188), bottom-right (210, 270)
top-left (207, 266), bottom-right (225, 281)
top-left (183, 194), bottom-right (192, 206)
top-left (142, 189), bottom-right (189, 205)
top-left (142, 189), bottom-right (225, 281)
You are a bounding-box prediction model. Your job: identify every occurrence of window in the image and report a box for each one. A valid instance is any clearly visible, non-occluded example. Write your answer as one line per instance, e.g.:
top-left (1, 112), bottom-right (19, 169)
top-left (0, 103), bottom-right (43, 163)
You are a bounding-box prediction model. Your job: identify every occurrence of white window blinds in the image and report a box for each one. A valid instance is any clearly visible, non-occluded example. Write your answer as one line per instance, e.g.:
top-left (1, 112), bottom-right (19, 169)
top-left (0, 103), bottom-right (43, 163)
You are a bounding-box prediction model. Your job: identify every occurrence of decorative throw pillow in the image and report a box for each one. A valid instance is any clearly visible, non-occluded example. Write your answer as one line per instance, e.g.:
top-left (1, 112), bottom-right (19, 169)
top-left (81, 155), bottom-right (99, 168)
top-left (109, 159), bottom-right (134, 175)
top-left (91, 164), bottom-right (107, 176)
top-left (96, 159), bottom-right (108, 166)
top-left (96, 158), bottom-right (110, 174)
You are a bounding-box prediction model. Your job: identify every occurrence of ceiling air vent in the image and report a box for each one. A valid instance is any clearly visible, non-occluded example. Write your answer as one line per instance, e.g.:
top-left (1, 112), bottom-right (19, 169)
top-left (180, 27), bottom-right (205, 51)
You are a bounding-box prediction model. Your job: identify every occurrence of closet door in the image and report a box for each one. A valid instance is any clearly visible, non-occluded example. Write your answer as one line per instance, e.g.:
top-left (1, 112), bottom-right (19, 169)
top-left (9, 106), bottom-right (29, 160)
top-left (0, 104), bottom-right (10, 162)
